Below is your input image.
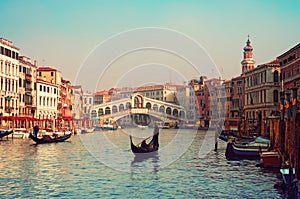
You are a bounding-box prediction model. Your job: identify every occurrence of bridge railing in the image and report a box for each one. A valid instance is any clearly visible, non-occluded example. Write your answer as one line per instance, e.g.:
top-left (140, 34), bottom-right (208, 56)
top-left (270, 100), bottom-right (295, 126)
top-left (130, 108), bottom-right (149, 114)
top-left (97, 108), bottom-right (183, 121)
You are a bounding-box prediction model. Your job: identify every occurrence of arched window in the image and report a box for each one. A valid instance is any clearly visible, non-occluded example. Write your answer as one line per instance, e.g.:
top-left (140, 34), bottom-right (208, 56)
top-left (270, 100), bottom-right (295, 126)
top-left (112, 105), bottom-right (118, 113)
top-left (166, 107), bottom-right (171, 115)
top-left (105, 107), bottom-right (111, 115)
top-left (159, 106), bottom-right (165, 113)
top-left (146, 102), bottom-right (151, 109)
top-left (98, 108), bottom-right (103, 116)
top-left (173, 109), bottom-right (178, 117)
top-left (119, 104), bottom-right (124, 112)
top-left (153, 104), bottom-right (158, 111)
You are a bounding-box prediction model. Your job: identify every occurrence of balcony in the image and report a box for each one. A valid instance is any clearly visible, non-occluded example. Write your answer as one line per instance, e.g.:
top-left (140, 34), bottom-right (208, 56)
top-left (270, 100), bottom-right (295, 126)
top-left (25, 87), bottom-right (33, 92)
top-left (25, 73), bottom-right (32, 78)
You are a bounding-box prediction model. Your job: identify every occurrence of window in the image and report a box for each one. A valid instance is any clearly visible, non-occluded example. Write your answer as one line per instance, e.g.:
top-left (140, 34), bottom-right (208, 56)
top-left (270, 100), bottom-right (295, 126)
top-left (274, 90), bottom-right (279, 103)
top-left (51, 72), bottom-right (54, 76)
top-left (274, 70), bottom-right (279, 82)
top-left (40, 85), bottom-right (42, 91)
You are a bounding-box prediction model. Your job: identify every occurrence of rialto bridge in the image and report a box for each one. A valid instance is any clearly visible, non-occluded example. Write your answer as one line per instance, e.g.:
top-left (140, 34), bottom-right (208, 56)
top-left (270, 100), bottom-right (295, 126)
top-left (91, 93), bottom-right (186, 125)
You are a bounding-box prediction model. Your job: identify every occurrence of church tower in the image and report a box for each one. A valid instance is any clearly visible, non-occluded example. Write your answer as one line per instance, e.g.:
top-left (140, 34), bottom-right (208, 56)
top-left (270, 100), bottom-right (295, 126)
top-left (241, 36), bottom-right (255, 75)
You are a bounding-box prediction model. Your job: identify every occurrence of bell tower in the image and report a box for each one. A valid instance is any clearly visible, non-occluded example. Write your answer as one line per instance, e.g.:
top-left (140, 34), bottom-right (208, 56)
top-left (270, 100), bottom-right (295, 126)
top-left (241, 35), bottom-right (255, 75)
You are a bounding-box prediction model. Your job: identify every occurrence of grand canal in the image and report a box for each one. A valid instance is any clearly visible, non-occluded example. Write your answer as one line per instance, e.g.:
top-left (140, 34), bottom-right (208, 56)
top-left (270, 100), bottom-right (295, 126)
top-left (0, 129), bottom-right (286, 198)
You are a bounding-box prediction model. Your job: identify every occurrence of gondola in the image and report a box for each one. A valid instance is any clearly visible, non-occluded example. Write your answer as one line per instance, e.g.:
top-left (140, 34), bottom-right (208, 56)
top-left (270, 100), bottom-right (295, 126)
top-left (0, 129), bottom-right (13, 139)
top-left (130, 134), bottom-right (159, 154)
top-left (29, 132), bottom-right (71, 144)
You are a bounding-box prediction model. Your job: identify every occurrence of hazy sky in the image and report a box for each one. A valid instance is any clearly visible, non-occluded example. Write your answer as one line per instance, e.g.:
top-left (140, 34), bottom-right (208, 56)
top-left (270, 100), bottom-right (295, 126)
top-left (1, 0), bottom-right (300, 91)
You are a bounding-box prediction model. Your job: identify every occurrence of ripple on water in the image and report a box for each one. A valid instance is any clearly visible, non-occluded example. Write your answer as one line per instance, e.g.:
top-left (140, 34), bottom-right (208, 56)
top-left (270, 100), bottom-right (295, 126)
top-left (0, 130), bottom-right (285, 198)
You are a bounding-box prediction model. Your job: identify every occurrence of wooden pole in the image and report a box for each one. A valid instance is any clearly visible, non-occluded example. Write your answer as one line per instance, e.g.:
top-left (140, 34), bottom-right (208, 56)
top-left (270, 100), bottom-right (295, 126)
top-left (279, 92), bottom-right (286, 160)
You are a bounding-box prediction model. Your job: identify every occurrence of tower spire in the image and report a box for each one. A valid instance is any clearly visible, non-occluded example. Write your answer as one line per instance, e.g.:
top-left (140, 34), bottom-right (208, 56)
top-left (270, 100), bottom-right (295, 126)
top-left (241, 35), bottom-right (255, 75)
top-left (247, 35), bottom-right (250, 45)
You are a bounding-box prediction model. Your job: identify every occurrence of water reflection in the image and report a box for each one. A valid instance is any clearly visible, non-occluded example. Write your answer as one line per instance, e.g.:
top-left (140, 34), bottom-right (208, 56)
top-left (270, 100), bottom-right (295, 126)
top-left (131, 152), bottom-right (160, 173)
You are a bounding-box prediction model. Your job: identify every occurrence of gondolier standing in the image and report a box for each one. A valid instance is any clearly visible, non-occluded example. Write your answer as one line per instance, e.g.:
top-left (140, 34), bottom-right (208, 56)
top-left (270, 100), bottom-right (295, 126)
top-left (149, 124), bottom-right (159, 150)
top-left (33, 125), bottom-right (39, 137)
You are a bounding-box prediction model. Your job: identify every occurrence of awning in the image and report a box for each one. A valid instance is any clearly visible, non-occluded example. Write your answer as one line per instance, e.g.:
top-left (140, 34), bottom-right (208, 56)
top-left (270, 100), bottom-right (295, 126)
top-left (63, 116), bottom-right (73, 121)
top-left (25, 92), bottom-right (32, 96)
top-left (92, 117), bottom-right (100, 121)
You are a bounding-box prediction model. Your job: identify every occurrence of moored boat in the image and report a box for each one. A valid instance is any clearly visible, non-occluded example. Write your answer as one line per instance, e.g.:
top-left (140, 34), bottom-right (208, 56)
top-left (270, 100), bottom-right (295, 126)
top-left (259, 151), bottom-right (281, 168)
top-left (102, 124), bottom-right (117, 130)
top-left (101, 118), bottom-right (118, 130)
top-left (0, 129), bottom-right (13, 139)
top-left (225, 136), bottom-right (270, 160)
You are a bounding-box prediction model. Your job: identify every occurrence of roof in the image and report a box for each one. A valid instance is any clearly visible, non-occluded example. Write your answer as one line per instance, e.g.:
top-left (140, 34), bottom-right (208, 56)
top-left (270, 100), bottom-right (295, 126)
top-left (231, 75), bottom-right (245, 81)
top-left (94, 90), bottom-right (110, 96)
top-left (0, 38), bottom-right (20, 51)
top-left (277, 43), bottom-right (300, 59)
top-left (266, 59), bottom-right (279, 65)
top-left (37, 66), bottom-right (58, 72)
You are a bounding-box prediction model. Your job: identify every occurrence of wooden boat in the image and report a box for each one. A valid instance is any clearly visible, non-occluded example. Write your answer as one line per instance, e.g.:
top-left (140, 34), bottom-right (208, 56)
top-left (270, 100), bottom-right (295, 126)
top-left (161, 122), bottom-right (171, 129)
top-left (100, 118), bottom-right (118, 130)
top-left (259, 151), bottom-right (281, 168)
top-left (102, 124), bottom-right (117, 130)
top-left (29, 132), bottom-right (71, 144)
top-left (130, 126), bottom-right (159, 154)
top-left (0, 129), bottom-right (13, 138)
top-left (130, 136), bottom-right (159, 153)
top-left (225, 137), bottom-right (270, 160)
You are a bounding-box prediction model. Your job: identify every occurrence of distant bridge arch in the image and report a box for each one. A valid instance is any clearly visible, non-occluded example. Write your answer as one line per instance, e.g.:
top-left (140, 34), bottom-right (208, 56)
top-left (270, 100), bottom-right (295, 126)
top-left (91, 92), bottom-right (186, 123)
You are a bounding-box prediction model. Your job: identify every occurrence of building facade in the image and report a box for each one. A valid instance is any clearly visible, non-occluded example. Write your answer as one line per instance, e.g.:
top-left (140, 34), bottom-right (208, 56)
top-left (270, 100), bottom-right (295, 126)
top-left (83, 91), bottom-right (93, 120)
top-left (72, 85), bottom-right (83, 120)
top-left (61, 79), bottom-right (73, 120)
top-left (244, 60), bottom-right (281, 135)
top-left (36, 79), bottom-right (58, 120)
top-left (0, 38), bottom-right (20, 117)
top-left (278, 43), bottom-right (300, 106)
top-left (18, 56), bottom-right (37, 118)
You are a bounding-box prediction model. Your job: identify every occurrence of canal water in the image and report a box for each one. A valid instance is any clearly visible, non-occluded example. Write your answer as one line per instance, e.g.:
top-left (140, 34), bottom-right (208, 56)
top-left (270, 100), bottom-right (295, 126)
top-left (0, 128), bottom-right (286, 198)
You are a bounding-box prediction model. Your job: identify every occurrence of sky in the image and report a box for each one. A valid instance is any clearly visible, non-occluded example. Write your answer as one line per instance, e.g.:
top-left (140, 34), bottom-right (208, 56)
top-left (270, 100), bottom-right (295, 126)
top-left (1, 0), bottom-right (300, 92)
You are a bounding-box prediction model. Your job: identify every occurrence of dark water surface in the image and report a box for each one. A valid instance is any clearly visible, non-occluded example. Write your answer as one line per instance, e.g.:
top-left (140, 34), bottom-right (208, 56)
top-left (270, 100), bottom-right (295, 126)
top-left (0, 129), bottom-right (285, 198)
